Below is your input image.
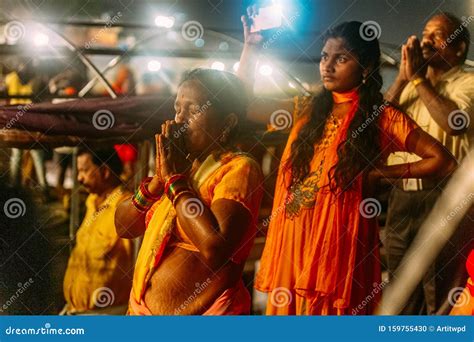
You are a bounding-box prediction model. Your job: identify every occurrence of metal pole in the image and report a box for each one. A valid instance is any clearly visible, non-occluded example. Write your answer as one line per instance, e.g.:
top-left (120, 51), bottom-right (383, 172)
top-left (68, 147), bottom-right (80, 251)
top-left (378, 150), bottom-right (474, 314)
top-left (132, 140), bottom-right (150, 261)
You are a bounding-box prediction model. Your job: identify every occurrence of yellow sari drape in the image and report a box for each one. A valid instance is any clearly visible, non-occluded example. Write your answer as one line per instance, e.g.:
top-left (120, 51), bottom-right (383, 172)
top-left (131, 153), bottom-right (225, 307)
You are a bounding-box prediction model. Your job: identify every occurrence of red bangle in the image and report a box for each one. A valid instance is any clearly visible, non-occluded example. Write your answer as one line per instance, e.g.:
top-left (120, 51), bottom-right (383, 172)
top-left (140, 177), bottom-right (163, 200)
top-left (166, 180), bottom-right (190, 201)
top-left (131, 177), bottom-right (164, 213)
top-left (164, 174), bottom-right (187, 196)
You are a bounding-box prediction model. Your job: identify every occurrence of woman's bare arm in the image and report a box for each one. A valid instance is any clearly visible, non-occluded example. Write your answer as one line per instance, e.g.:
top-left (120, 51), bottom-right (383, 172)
top-left (115, 177), bottom-right (163, 239)
top-left (173, 194), bottom-right (253, 270)
top-left (372, 128), bottom-right (457, 180)
top-left (237, 14), bottom-right (294, 125)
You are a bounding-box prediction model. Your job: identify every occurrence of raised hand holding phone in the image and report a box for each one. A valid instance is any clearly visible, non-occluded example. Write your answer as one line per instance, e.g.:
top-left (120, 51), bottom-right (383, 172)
top-left (249, 4), bottom-right (283, 33)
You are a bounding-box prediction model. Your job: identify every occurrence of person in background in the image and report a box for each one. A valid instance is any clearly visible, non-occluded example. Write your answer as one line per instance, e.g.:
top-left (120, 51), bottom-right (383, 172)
top-left (49, 60), bottom-right (89, 201)
top-left (384, 12), bottom-right (474, 315)
top-left (6, 58), bottom-right (50, 199)
top-left (62, 147), bottom-right (133, 314)
top-left (110, 58), bottom-right (138, 184)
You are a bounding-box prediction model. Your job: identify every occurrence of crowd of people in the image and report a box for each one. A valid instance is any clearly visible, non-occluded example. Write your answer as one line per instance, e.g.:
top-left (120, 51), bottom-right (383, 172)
top-left (0, 10), bottom-right (472, 316)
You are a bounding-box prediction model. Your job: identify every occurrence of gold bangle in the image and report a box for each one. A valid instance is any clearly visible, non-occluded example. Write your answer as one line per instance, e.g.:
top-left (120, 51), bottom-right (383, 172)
top-left (411, 77), bottom-right (425, 87)
top-left (172, 190), bottom-right (195, 207)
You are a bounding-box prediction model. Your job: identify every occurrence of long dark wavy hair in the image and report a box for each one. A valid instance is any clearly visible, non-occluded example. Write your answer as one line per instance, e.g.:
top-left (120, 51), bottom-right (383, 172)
top-left (288, 21), bottom-right (385, 191)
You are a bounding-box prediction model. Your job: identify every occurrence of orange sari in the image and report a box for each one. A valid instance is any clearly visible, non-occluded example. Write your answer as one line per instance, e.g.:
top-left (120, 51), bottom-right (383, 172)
top-left (129, 151), bottom-right (264, 315)
top-left (255, 90), bottom-right (418, 315)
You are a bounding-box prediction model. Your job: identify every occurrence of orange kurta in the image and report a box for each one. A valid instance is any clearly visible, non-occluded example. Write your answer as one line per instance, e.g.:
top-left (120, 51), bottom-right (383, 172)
top-left (255, 90), bottom-right (418, 315)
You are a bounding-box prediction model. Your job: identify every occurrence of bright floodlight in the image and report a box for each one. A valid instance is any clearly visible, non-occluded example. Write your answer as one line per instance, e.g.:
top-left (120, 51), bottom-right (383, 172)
top-left (211, 61), bottom-right (225, 71)
top-left (259, 64), bottom-right (273, 76)
top-left (233, 62), bottom-right (240, 72)
top-left (154, 16), bottom-right (175, 28)
top-left (271, 0), bottom-right (283, 15)
top-left (147, 60), bottom-right (162, 72)
top-left (34, 33), bottom-right (49, 46)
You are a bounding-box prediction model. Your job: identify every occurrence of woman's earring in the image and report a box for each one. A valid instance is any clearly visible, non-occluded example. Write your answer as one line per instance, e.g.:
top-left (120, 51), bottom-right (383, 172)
top-left (456, 51), bottom-right (462, 57)
top-left (220, 128), bottom-right (229, 143)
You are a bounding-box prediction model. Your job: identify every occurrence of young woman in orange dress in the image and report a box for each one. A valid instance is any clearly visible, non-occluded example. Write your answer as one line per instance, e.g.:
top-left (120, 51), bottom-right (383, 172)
top-left (238, 18), bottom-right (457, 315)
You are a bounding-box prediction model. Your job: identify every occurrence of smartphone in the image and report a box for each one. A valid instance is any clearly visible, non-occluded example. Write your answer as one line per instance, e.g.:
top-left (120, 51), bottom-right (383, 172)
top-left (250, 5), bottom-right (283, 33)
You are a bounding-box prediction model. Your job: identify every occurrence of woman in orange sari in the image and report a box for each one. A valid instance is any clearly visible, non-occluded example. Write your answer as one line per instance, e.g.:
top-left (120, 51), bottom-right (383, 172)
top-left (238, 18), bottom-right (457, 315)
top-left (115, 69), bottom-right (263, 315)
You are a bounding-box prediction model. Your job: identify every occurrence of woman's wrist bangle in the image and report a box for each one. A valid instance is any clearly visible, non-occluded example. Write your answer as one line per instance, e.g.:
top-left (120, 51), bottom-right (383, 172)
top-left (131, 194), bottom-right (149, 213)
top-left (132, 190), bottom-right (156, 213)
top-left (166, 179), bottom-right (190, 201)
top-left (164, 174), bottom-right (187, 196)
top-left (132, 177), bottom-right (163, 213)
top-left (142, 177), bottom-right (164, 200)
top-left (172, 190), bottom-right (196, 207)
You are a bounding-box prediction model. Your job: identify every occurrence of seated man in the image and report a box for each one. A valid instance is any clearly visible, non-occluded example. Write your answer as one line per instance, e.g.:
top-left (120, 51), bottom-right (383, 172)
top-left (63, 147), bottom-right (134, 314)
